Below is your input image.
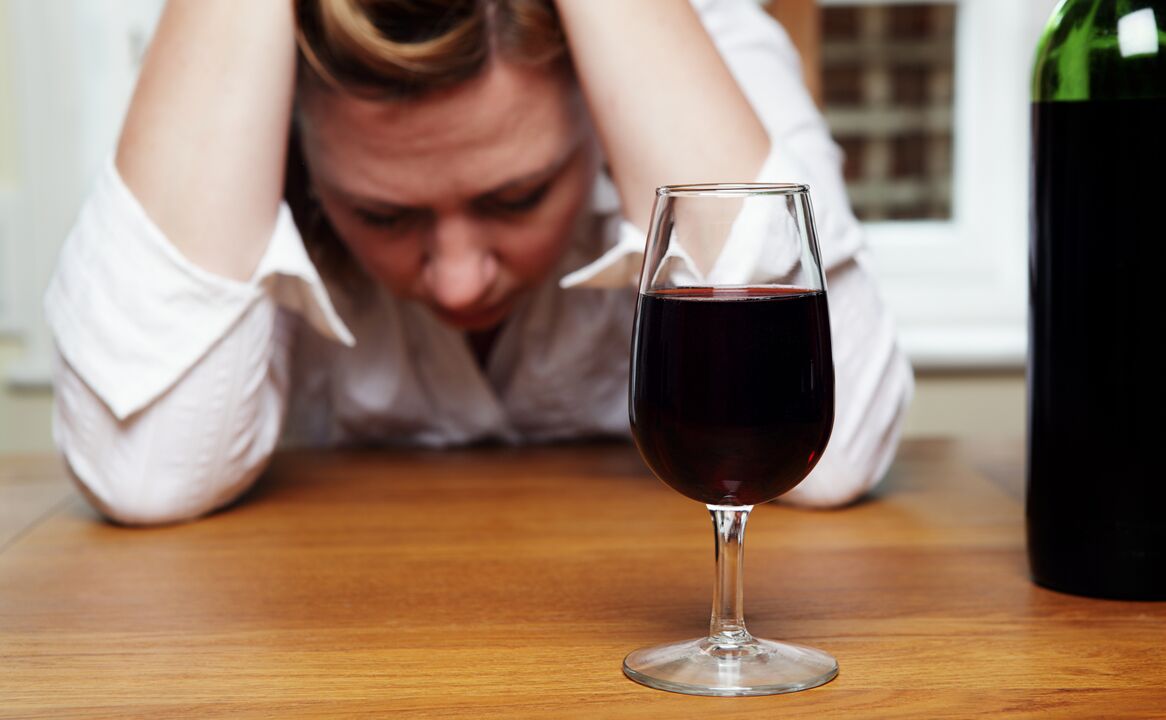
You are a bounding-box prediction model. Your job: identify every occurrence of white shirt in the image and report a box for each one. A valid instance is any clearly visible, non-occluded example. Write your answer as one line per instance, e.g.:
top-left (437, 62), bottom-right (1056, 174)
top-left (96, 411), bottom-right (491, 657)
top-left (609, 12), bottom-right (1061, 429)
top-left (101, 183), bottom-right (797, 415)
top-left (45, 0), bottom-right (914, 524)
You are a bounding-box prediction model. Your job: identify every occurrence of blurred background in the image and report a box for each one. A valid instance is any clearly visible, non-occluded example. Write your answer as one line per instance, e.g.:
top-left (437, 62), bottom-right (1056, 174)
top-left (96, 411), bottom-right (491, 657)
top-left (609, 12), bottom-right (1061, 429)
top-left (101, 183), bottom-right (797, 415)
top-left (0, 0), bottom-right (1060, 453)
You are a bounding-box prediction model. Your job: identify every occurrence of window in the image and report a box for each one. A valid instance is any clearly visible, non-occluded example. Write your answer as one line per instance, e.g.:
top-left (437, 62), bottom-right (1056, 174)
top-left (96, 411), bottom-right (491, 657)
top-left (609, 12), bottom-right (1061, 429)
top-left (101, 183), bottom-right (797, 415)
top-left (820, 0), bottom-right (1061, 368)
top-left (823, 4), bottom-right (955, 221)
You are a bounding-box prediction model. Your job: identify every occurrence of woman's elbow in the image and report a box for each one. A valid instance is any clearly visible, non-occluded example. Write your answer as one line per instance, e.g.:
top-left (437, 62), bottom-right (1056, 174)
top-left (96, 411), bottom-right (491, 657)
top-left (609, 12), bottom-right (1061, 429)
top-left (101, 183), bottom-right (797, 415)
top-left (64, 452), bottom-right (259, 527)
top-left (779, 449), bottom-right (879, 509)
top-left (74, 481), bottom-right (204, 527)
top-left (780, 397), bottom-right (911, 509)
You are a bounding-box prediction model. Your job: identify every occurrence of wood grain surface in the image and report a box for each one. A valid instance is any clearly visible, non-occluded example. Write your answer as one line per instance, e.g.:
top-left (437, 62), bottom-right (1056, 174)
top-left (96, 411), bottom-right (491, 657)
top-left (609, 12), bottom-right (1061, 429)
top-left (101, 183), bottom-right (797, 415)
top-left (2, 439), bottom-right (1164, 718)
top-left (0, 455), bottom-right (73, 552)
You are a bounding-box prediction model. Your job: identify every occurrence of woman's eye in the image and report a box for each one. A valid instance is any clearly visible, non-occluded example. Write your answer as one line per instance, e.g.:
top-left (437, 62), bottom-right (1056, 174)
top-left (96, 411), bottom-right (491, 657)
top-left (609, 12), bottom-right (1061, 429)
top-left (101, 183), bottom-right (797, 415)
top-left (487, 184), bottom-right (551, 214)
top-left (355, 208), bottom-right (414, 230)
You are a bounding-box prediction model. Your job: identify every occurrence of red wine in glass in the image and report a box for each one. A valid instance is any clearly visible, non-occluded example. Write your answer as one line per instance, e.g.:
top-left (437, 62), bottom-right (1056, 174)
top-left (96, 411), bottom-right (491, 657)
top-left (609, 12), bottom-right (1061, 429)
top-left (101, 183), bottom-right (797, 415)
top-left (630, 286), bottom-right (834, 506)
top-left (623, 183), bottom-right (839, 697)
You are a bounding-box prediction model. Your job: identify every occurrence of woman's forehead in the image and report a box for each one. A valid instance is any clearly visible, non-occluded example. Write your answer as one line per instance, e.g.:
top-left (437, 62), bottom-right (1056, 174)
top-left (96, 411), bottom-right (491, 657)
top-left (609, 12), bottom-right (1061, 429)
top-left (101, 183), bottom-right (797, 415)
top-left (299, 61), bottom-right (586, 204)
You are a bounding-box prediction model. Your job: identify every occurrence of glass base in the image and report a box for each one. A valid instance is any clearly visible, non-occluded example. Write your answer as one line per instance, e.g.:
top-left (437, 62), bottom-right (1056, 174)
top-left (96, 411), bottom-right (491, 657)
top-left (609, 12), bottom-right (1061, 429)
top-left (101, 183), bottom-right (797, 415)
top-left (623, 636), bottom-right (838, 697)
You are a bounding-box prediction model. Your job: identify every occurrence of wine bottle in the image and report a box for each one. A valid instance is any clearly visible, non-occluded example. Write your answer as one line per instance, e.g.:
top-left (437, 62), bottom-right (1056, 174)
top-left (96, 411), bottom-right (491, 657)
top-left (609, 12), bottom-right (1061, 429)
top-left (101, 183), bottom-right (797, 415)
top-left (1029, 0), bottom-right (1166, 599)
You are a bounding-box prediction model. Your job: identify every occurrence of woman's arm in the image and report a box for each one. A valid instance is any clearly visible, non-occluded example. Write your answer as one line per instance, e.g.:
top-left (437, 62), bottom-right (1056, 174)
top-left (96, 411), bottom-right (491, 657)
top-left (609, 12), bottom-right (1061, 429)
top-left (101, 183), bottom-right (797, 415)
top-left (48, 0), bottom-right (332, 525)
top-left (553, 0), bottom-right (770, 230)
top-left (116, 0), bottom-right (297, 280)
top-left (558, 0), bottom-right (914, 507)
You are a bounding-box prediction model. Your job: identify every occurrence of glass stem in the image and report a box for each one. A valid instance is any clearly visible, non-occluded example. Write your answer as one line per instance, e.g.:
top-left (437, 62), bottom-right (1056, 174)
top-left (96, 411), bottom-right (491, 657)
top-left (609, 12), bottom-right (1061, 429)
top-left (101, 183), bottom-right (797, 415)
top-left (707, 504), bottom-right (754, 647)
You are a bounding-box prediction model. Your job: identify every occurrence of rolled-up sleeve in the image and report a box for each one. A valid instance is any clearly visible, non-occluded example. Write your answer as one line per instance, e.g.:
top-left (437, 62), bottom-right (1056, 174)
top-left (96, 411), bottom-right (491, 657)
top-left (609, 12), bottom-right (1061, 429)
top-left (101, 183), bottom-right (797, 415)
top-left (46, 159), bottom-right (353, 421)
top-left (45, 160), bottom-right (353, 524)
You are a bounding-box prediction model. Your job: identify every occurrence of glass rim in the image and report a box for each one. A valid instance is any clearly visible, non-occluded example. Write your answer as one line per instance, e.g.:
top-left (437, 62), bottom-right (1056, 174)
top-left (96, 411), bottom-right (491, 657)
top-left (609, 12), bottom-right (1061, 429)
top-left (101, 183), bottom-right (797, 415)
top-left (656, 182), bottom-right (810, 197)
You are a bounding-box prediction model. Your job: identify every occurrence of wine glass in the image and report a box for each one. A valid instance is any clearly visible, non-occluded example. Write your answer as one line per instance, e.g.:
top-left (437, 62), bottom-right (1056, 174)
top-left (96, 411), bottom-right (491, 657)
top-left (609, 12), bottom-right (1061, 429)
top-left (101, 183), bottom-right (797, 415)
top-left (625, 183), bottom-right (837, 696)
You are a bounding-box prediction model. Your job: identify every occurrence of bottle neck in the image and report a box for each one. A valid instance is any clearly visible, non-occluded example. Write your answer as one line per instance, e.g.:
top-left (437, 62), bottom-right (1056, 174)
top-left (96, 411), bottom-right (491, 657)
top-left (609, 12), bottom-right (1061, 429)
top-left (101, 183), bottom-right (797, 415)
top-left (1033, 0), bottom-right (1166, 102)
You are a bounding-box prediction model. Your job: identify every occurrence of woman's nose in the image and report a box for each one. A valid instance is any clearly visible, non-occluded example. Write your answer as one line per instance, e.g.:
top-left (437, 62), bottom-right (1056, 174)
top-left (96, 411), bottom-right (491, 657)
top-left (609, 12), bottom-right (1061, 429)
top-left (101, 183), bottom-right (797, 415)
top-left (423, 217), bottom-right (499, 312)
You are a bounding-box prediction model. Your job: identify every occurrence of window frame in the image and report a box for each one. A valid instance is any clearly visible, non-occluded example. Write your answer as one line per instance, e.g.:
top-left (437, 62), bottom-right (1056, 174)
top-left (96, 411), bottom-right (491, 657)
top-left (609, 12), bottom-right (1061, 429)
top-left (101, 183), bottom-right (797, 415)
top-left (820, 0), bottom-right (1060, 369)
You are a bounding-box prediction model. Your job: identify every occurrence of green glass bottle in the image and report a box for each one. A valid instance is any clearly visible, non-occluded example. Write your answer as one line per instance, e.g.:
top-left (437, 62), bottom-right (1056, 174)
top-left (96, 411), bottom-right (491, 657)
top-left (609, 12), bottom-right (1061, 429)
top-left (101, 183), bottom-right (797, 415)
top-left (1029, 0), bottom-right (1166, 599)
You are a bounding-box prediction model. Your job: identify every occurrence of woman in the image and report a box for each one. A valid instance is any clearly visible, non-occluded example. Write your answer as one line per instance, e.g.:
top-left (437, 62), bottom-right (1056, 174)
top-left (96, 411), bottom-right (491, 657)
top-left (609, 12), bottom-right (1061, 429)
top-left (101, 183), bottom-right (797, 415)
top-left (45, 0), bottom-right (914, 524)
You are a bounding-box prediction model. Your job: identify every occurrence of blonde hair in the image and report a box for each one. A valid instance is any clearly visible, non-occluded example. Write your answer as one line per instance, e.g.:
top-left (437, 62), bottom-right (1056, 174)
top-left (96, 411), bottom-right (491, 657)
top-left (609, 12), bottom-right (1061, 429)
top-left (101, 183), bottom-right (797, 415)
top-left (287, 0), bottom-right (570, 289)
top-left (293, 0), bottom-right (568, 98)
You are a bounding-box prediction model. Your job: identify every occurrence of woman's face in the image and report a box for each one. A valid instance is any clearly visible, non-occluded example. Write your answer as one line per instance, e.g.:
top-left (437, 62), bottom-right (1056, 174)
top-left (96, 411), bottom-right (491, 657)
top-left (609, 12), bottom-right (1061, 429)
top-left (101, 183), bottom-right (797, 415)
top-left (297, 61), bottom-right (601, 331)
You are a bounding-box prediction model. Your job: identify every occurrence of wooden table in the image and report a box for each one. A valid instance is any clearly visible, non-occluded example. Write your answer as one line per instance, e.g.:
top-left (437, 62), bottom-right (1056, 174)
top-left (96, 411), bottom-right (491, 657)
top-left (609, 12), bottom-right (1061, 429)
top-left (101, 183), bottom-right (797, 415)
top-left (2, 439), bottom-right (1164, 718)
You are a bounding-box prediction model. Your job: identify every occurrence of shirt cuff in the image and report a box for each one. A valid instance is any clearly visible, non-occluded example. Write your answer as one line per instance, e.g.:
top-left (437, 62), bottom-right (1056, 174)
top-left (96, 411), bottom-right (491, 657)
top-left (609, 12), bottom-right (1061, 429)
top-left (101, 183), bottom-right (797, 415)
top-left (559, 215), bottom-right (646, 289)
top-left (560, 137), bottom-right (839, 291)
top-left (45, 159), bottom-right (354, 421)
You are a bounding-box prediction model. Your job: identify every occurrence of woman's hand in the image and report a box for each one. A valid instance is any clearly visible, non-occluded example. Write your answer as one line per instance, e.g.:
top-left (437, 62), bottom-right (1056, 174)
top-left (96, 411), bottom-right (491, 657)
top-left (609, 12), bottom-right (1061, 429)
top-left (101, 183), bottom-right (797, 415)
top-left (116, 0), bottom-right (297, 281)
top-left (552, 0), bottom-right (770, 230)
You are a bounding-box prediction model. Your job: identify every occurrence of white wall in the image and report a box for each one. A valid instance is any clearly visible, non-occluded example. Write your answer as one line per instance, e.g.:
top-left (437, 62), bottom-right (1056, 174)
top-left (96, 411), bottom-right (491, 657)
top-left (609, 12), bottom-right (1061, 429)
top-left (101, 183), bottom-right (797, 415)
top-left (0, 0), bottom-right (163, 378)
top-left (0, 337), bottom-right (53, 453)
top-left (0, 1), bottom-right (163, 452)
